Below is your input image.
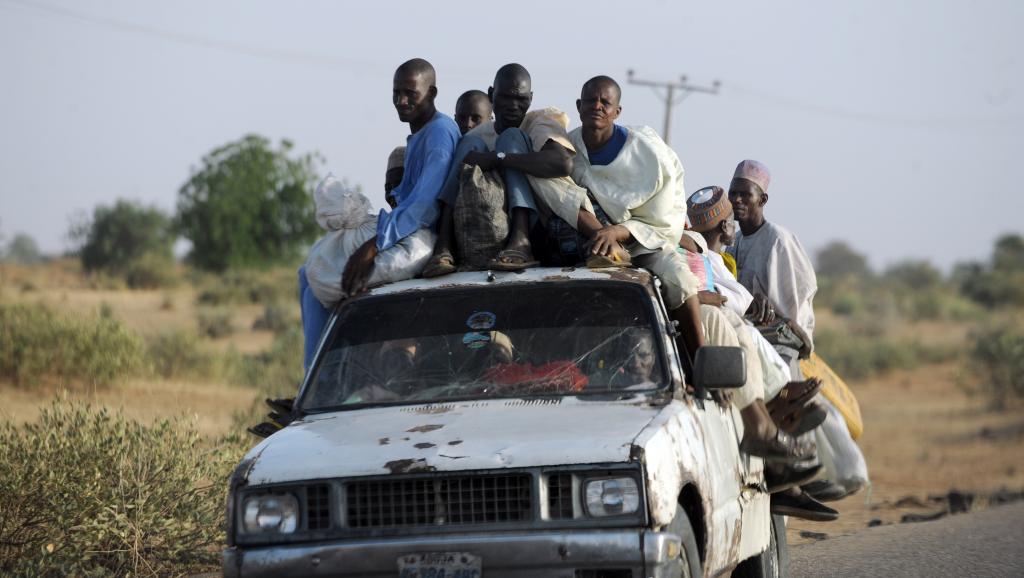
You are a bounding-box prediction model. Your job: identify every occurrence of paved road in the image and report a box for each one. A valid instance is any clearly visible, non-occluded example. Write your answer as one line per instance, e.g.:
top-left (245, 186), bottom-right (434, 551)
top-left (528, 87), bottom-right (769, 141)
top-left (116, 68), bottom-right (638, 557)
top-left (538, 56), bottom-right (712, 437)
top-left (789, 502), bottom-right (1024, 577)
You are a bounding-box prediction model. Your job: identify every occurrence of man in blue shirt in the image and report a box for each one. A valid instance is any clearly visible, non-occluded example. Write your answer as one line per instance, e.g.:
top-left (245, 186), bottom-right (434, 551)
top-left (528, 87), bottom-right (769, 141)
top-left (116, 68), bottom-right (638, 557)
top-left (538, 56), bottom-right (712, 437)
top-left (342, 58), bottom-right (461, 295)
top-left (299, 58), bottom-right (459, 368)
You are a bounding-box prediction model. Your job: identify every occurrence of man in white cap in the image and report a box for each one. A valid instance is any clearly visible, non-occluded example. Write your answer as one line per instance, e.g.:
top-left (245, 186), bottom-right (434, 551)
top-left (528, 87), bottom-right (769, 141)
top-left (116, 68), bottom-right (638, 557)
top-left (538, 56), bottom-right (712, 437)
top-left (726, 160), bottom-right (818, 374)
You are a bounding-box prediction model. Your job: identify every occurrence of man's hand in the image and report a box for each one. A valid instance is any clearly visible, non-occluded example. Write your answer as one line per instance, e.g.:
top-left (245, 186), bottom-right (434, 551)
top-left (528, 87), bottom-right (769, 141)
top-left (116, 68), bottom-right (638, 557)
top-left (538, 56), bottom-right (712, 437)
top-left (745, 294), bottom-right (776, 325)
top-left (786, 320), bottom-right (813, 359)
top-left (462, 150), bottom-right (500, 171)
top-left (342, 237), bottom-right (379, 296)
top-left (699, 290), bottom-right (728, 307)
top-left (588, 224), bottom-right (631, 257)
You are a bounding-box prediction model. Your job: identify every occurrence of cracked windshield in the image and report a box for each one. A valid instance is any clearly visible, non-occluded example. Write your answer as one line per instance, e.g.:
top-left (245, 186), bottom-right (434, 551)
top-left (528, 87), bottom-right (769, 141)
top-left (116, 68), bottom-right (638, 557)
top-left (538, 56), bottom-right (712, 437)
top-left (302, 282), bottom-right (667, 410)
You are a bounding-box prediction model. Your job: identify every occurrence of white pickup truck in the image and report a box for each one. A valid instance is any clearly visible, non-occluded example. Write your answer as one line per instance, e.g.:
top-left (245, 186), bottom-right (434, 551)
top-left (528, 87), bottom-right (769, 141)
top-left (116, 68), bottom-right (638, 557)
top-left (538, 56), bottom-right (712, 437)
top-left (223, 267), bottom-right (787, 578)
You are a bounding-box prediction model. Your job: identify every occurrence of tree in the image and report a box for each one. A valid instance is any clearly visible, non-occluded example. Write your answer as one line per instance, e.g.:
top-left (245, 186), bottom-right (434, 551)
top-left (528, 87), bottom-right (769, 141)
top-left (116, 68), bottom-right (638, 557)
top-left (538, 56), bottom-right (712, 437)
top-left (992, 233), bottom-right (1024, 273)
top-left (816, 240), bottom-right (872, 279)
top-left (884, 260), bottom-right (942, 289)
top-left (4, 233), bottom-right (43, 264)
top-left (175, 135), bottom-right (322, 271)
top-left (72, 200), bottom-right (174, 273)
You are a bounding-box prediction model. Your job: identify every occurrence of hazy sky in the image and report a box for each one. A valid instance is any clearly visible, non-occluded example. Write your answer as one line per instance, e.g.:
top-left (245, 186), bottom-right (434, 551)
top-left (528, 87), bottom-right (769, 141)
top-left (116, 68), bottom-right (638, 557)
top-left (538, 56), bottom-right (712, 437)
top-left (2, 0), bottom-right (1022, 270)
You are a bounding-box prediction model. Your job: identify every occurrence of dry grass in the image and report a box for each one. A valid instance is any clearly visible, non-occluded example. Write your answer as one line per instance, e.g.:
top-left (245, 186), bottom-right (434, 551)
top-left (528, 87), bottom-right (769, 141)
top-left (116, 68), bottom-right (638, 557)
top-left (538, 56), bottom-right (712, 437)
top-left (0, 259), bottom-right (299, 435)
top-left (0, 378), bottom-right (259, 439)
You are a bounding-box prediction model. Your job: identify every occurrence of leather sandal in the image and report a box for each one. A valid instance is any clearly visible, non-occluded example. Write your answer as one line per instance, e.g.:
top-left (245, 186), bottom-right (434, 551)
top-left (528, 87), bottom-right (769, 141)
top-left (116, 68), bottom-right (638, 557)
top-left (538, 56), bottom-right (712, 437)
top-left (739, 429), bottom-right (816, 463)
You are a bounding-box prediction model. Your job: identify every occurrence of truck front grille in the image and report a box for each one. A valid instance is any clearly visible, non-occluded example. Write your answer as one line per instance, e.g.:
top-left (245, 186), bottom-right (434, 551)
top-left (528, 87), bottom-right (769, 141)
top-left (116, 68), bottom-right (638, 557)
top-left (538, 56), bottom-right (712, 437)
top-left (306, 484), bottom-right (332, 530)
top-left (547, 473), bottom-right (575, 519)
top-left (346, 473), bottom-right (533, 528)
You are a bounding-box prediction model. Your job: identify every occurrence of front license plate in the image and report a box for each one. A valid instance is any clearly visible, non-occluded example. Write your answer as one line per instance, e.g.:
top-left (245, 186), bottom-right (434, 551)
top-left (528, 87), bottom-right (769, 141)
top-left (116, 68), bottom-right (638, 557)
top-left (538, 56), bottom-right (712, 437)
top-left (398, 552), bottom-right (482, 578)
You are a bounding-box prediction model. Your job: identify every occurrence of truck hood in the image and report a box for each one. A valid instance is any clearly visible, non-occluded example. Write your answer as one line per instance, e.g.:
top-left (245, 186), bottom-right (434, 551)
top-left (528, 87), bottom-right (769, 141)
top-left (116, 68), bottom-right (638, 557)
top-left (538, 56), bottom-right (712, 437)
top-left (243, 397), bottom-right (663, 485)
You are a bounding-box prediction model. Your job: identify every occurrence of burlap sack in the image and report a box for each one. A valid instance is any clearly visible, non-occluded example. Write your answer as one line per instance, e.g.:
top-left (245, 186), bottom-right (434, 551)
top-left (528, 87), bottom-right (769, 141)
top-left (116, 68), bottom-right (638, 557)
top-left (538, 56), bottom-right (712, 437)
top-left (453, 165), bottom-right (508, 270)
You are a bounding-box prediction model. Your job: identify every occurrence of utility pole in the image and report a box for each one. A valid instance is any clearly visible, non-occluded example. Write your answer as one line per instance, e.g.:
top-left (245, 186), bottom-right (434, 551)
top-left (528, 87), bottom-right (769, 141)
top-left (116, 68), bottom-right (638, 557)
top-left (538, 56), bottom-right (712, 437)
top-left (626, 70), bottom-right (720, 145)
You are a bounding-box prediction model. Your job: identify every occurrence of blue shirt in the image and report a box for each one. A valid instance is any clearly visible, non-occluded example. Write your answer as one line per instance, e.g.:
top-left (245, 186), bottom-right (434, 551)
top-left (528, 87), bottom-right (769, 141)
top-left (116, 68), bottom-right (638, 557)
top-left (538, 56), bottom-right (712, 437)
top-left (376, 112), bottom-right (460, 251)
top-left (586, 124), bottom-right (629, 166)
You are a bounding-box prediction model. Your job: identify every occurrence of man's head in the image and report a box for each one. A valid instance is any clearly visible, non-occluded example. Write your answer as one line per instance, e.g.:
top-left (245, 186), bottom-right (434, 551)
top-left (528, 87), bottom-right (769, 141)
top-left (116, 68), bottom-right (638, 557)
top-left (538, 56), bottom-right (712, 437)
top-left (488, 63), bottom-right (532, 132)
top-left (384, 146), bottom-right (405, 209)
top-left (577, 75), bottom-right (622, 131)
top-left (621, 329), bottom-right (655, 383)
top-left (728, 160), bottom-right (770, 227)
top-left (392, 58), bottom-right (438, 125)
top-left (454, 90), bottom-right (492, 135)
top-left (688, 186), bottom-right (734, 247)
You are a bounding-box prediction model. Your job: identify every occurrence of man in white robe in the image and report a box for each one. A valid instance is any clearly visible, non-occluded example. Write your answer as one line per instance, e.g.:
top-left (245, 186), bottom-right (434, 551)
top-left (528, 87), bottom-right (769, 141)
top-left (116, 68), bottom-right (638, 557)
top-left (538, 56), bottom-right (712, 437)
top-left (532, 76), bottom-right (813, 463)
top-left (726, 160), bottom-right (818, 375)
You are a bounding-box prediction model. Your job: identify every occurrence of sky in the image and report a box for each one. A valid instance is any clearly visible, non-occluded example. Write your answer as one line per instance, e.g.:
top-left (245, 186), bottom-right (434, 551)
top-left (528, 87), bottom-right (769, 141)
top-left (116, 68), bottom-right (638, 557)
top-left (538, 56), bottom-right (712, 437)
top-left (1, 0), bottom-right (1022, 271)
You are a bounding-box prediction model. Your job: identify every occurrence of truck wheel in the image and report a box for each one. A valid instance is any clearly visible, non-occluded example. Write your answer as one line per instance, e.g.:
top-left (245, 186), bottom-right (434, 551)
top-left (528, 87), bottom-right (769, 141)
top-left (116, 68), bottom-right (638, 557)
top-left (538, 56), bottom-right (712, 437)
top-left (667, 506), bottom-right (703, 578)
top-left (731, 514), bottom-right (789, 578)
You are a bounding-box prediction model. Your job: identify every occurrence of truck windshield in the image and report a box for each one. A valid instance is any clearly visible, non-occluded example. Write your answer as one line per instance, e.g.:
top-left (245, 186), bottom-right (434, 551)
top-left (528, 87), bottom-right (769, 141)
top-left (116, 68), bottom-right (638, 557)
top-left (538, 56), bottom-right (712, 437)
top-left (300, 282), bottom-right (668, 411)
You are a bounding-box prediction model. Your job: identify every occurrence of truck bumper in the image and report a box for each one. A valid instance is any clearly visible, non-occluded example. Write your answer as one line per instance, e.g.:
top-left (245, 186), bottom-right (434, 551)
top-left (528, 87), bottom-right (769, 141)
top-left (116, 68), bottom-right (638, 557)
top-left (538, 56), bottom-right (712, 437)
top-left (223, 528), bottom-right (684, 578)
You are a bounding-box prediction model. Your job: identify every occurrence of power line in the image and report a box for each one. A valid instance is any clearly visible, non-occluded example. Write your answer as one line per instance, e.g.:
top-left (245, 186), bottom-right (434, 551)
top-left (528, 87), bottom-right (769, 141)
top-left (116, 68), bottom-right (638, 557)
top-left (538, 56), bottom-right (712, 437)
top-left (626, 69), bottom-right (720, 145)
top-left (0, 0), bottom-right (379, 71)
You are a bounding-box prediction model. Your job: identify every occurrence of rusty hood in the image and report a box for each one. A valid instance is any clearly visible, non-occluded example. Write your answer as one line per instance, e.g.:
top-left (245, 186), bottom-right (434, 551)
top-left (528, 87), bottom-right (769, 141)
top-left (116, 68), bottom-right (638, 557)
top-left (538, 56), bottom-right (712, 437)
top-left (242, 397), bottom-right (664, 485)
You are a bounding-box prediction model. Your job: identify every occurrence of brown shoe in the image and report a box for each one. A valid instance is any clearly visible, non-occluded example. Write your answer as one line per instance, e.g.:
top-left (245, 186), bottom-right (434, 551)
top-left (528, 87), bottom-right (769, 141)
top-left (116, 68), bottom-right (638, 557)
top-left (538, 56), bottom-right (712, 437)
top-left (740, 429), bottom-right (816, 463)
top-left (771, 489), bottom-right (839, 522)
top-left (766, 464), bottom-right (824, 494)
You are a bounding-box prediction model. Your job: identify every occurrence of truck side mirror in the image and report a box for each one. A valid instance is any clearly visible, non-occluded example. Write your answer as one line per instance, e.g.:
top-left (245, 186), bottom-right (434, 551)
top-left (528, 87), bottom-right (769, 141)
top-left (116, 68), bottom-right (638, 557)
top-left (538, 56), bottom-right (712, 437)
top-left (693, 346), bottom-right (746, 389)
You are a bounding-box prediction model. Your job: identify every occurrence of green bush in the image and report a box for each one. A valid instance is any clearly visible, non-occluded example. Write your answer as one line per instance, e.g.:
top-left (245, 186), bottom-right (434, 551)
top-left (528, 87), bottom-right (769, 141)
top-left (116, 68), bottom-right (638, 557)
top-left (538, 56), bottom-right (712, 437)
top-left (196, 269), bottom-right (291, 306)
top-left (815, 330), bottom-right (957, 380)
top-left (146, 331), bottom-right (217, 380)
top-left (252, 302), bottom-right (294, 333)
top-left (122, 251), bottom-right (179, 289)
top-left (230, 327), bottom-right (305, 390)
top-left (197, 307), bottom-right (234, 339)
top-left (70, 200), bottom-right (175, 277)
top-left (968, 324), bottom-right (1024, 408)
top-left (0, 398), bottom-right (247, 577)
top-left (0, 304), bottom-right (144, 387)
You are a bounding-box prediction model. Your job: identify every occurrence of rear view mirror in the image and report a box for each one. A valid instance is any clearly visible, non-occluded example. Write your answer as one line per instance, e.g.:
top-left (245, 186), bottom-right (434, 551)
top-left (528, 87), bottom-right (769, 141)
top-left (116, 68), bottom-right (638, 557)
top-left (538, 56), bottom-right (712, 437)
top-left (693, 346), bottom-right (746, 389)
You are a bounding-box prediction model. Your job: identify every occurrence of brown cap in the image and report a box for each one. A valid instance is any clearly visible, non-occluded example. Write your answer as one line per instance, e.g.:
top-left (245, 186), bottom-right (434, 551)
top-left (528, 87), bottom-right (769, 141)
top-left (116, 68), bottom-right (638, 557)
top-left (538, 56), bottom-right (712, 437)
top-left (687, 186), bottom-right (732, 233)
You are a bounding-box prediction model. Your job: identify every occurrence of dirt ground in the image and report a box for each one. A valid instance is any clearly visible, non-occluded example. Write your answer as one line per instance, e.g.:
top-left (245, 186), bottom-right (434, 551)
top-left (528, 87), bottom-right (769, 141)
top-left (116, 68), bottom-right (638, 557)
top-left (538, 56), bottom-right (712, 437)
top-left (786, 361), bottom-right (1024, 545)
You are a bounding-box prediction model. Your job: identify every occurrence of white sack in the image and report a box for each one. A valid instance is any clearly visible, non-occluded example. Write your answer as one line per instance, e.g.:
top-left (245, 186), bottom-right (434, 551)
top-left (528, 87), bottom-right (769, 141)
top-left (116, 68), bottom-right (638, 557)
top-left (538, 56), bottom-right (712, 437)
top-left (305, 175), bottom-right (436, 307)
top-left (815, 398), bottom-right (870, 494)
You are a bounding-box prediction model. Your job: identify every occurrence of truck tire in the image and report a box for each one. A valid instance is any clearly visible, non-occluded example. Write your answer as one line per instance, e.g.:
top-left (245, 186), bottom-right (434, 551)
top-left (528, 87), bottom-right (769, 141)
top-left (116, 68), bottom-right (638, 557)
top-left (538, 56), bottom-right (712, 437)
top-left (731, 514), bottom-right (789, 578)
top-left (667, 506), bottom-right (703, 578)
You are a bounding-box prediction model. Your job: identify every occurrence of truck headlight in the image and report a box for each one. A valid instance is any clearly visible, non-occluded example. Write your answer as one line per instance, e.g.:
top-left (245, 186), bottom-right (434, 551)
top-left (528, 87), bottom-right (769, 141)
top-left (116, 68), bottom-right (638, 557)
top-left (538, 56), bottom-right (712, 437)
top-left (584, 477), bottom-right (640, 517)
top-left (242, 493), bottom-right (299, 534)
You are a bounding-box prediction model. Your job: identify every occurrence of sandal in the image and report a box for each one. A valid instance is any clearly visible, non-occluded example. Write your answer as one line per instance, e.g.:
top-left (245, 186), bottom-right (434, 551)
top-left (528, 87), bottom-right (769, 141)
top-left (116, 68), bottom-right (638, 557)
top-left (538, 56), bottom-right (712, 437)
top-left (421, 251), bottom-right (457, 278)
top-left (585, 245), bottom-right (630, 268)
top-left (488, 248), bottom-right (539, 271)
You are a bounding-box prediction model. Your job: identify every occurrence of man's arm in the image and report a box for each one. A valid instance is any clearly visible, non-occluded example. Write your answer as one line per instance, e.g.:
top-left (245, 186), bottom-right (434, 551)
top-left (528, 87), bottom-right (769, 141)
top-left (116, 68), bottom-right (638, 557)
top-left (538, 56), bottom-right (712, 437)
top-left (464, 140), bottom-right (573, 178)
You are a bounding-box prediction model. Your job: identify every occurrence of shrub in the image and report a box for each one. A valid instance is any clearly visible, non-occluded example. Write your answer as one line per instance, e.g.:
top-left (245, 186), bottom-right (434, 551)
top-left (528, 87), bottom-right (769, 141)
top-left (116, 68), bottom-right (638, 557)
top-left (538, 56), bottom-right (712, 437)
top-left (122, 251), bottom-right (178, 289)
top-left (252, 302), bottom-right (293, 333)
top-left (146, 331), bottom-right (217, 379)
top-left (968, 324), bottom-right (1024, 409)
top-left (230, 327), bottom-right (304, 390)
top-left (197, 308), bottom-right (234, 339)
top-left (196, 269), bottom-right (291, 306)
top-left (815, 330), bottom-right (956, 381)
top-left (0, 304), bottom-right (144, 387)
top-left (0, 398), bottom-right (246, 577)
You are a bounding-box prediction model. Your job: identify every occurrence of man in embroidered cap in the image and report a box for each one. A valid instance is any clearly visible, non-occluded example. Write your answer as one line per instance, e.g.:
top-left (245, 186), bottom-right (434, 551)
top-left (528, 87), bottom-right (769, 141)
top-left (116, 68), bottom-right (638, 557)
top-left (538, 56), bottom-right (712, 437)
top-left (687, 186), bottom-right (752, 316)
top-left (726, 160), bottom-right (817, 370)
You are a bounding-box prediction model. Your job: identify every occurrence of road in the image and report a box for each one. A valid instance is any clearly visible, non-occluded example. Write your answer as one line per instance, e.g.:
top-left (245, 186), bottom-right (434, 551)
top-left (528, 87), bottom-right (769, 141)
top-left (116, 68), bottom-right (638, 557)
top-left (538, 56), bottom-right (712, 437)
top-left (789, 502), bottom-right (1024, 577)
